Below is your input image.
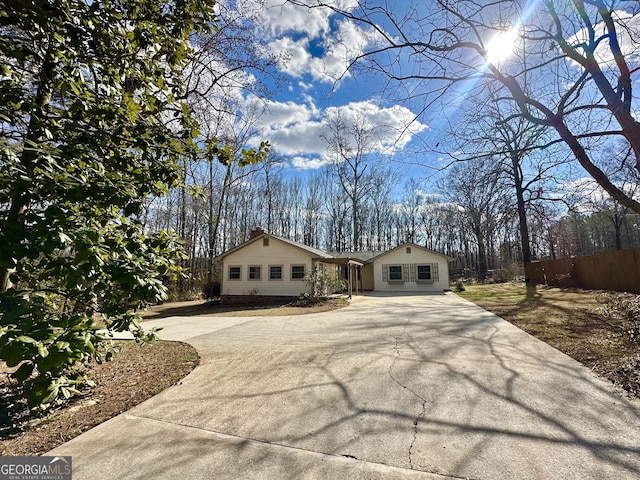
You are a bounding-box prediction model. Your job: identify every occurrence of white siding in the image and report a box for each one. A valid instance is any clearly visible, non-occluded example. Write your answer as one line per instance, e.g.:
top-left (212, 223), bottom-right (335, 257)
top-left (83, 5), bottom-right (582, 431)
top-left (373, 246), bottom-right (450, 292)
top-left (361, 264), bottom-right (374, 290)
top-left (222, 238), bottom-right (316, 296)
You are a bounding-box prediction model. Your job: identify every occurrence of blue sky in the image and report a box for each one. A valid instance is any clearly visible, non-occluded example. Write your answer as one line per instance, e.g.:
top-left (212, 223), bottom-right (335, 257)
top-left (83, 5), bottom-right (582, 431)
top-left (208, 0), bottom-right (640, 195)
top-left (226, 0), bottom-right (436, 181)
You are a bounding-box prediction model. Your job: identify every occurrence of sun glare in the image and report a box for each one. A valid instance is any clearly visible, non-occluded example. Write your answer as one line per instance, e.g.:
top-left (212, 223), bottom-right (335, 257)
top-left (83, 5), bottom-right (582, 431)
top-left (485, 29), bottom-right (519, 64)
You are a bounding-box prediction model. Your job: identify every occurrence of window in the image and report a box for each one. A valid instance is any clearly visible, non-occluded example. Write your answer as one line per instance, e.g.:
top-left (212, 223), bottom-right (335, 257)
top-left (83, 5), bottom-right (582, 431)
top-left (248, 265), bottom-right (261, 280)
top-left (269, 265), bottom-right (282, 280)
top-left (388, 265), bottom-right (403, 282)
top-left (291, 265), bottom-right (305, 280)
top-left (406, 247), bottom-right (412, 254)
top-left (228, 266), bottom-right (241, 280)
top-left (417, 264), bottom-right (432, 282)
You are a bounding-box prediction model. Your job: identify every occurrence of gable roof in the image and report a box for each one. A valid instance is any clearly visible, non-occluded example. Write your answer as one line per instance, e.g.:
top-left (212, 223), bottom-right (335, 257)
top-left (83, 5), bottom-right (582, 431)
top-left (329, 251), bottom-right (384, 262)
top-left (219, 232), bottom-right (333, 260)
top-left (271, 234), bottom-right (334, 259)
top-left (368, 242), bottom-right (452, 262)
top-left (219, 236), bottom-right (450, 263)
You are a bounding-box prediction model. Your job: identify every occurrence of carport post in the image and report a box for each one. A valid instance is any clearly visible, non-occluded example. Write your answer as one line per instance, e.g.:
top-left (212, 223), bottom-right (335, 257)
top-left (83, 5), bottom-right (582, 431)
top-left (346, 259), bottom-right (363, 299)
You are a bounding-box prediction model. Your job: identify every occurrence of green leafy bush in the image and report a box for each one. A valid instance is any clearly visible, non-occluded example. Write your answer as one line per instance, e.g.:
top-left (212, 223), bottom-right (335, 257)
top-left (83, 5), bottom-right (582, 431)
top-left (0, 0), bottom-right (216, 408)
top-left (304, 270), bottom-right (347, 299)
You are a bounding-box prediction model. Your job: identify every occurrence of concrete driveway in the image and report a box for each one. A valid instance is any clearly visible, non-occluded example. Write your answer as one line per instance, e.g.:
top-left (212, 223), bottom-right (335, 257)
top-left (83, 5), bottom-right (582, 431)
top-left (49, 292), bottom-right (640, 479)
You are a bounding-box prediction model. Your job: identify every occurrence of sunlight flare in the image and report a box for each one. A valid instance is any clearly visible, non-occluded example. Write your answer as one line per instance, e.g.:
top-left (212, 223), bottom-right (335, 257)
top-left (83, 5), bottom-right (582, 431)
top-left (485, 28), bottom-right (519, 64)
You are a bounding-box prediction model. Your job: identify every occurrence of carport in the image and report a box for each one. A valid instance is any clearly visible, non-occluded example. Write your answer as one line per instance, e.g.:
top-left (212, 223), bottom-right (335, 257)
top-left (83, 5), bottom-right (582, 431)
top-left (321, 257), bottom-right (365, 298)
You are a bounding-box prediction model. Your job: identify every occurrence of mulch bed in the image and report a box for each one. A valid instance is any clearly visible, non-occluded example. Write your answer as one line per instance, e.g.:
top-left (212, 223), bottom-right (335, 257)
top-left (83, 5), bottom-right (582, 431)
top-left (0, 340), bottom-right (198, 456)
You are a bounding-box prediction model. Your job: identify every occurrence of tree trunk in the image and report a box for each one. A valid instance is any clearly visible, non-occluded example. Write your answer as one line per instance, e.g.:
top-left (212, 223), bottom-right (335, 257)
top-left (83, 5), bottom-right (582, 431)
top-left (511, 154), bottom-right (532, 264)
top-left (206, 162), bottom-right (232, 297)
top-left (612, 213), bottom-right (623, 251)
top-left (473, 224), bottom-right (488, 281)
top-left (1, 53), bottom-right (54, 293)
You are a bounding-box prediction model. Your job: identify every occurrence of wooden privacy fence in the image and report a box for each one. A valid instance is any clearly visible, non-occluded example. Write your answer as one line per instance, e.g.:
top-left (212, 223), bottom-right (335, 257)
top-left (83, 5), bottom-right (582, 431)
top-left (525, 248), bottom-right (640, 294)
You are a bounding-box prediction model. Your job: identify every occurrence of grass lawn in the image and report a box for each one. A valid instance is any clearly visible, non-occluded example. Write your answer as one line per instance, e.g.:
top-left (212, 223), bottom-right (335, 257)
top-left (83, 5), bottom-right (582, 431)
top-left (457, 283), bottom-right (640, 399)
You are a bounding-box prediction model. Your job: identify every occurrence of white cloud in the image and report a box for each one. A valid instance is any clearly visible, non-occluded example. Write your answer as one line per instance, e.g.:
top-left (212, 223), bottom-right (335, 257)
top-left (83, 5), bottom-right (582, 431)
top-left (267, 119), bottom-right (328, 156)
top-left (291, 156), bottom-right (332, 170)
top-left (260, 0), bottom-right (331, 39)
top-left (568, 10), bottom-right (640, 69)
top-left (244, 96), bottom-right (326, 156)
top-left (260, 0), bottom-right (359, 38)
top-left (308, 18), bottom-right (383, 82)
top-left (414, 189), bottom-right (441, 201)
top-left (268, 36), bottom-right (314, 78)
top-left (261, 99), bottom-right (315, 128)
top-left (563, 177), bottom-right (612, 212)
top-left (251, 98), bottom-right (428, 168)
top-left (262, 2), bottom-right (384, 84)
top-left (325, 101), bottom-right (429, 154)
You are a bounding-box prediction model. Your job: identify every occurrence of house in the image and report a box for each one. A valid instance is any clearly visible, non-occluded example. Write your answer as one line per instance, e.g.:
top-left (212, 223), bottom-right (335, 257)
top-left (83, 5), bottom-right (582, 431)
top-left (369, 243), bottom-right (450, 292)
top-left (218, 229), bottom-right (451, 303)
top-left (218, 230), bottom-right (336, 303)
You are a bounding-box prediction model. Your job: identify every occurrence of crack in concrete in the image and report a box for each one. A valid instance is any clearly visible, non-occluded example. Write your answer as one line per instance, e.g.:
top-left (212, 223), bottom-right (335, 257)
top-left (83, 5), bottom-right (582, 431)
top-left (126, 413), bottom-right (472, 478)
top-left (408, 398), bottom-right (427, 470)
top-left (388, 317), bottom-right (429, 470)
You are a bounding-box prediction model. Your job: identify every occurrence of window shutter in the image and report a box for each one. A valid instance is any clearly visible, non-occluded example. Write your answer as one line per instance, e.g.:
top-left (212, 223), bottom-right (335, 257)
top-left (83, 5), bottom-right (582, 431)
top-left (405, 264), bottom-right (412, 282)
top-left (382, 264), bottom-right (388, 282)
top-left (432, 263), bottom-right (439, 282)
top-left (408, 264), bottom-right (416, 282)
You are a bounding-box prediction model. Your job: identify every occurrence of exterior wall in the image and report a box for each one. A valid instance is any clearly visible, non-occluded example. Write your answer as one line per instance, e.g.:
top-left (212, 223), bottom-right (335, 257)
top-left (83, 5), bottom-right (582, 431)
top-left (222, 237), bottom-right (315, 297)
top-left (316, 261), bottom-right (340, 276)
top-left (372, 246), bottom-right (450, 292)
top-left (361, 264), bottom-right (374, 290)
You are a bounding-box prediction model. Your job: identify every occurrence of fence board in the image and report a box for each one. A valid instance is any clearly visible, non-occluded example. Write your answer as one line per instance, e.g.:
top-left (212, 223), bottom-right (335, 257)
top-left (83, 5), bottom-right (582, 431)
top-left (525, 248), bottom-right (640, 294)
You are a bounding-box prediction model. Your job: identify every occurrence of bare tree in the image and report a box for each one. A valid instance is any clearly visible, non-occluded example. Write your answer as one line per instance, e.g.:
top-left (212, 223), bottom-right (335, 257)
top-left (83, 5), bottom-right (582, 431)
top-left (197, 96), bottom-right (268, 295)
top-left (259, 153), bottom-right (285, 233)
top-left (288, 0), bottom-right (640, 212)
top-left (303, 172), bottom-right (326, 249)
top-left (322, 110), bottom-right (379, 250)
top-left (566, 160), bottom-right (640, 251)
top-left (366, 165), bottom-right (401, 251)
top-left (322, 169), bottom-right (351, 251)
top-left (186, 0), bottom-right (284, 116)
top-left (449, 86), bottom-right (568, 265)
top-left (439, 159), bottom-right (511, 280)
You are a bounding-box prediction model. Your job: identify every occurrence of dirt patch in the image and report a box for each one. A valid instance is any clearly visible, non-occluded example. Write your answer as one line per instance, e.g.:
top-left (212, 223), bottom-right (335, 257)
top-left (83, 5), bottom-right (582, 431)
top-left (458, 283), bottom-right (640, 398)
top-left (143, 297), bottom-right (348, 319)
top-left (0, 340), bottom-right (198, 456)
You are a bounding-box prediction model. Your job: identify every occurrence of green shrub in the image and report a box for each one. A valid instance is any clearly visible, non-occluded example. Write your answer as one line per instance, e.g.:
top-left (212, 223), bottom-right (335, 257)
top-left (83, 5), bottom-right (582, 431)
top-left (304, 271), bottom-right (347, 298)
